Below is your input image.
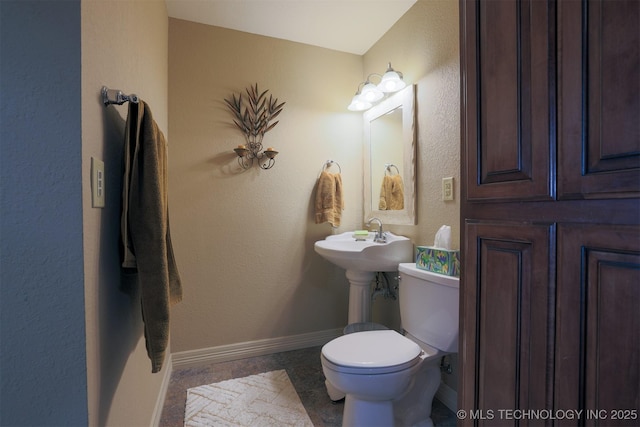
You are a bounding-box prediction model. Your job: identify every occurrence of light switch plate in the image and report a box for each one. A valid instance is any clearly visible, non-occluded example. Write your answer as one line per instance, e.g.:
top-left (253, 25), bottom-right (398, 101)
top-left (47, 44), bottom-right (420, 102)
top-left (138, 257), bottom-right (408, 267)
top-left (442, 177), bottom-right (454, 201)
top-left (91, 157), bottom-right (105, 208)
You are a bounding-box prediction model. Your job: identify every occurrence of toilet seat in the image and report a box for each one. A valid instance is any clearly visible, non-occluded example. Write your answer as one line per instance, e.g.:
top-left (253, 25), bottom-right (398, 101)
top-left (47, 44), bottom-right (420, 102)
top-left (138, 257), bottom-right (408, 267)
top-left (322, 330), bottom-right (422, 374)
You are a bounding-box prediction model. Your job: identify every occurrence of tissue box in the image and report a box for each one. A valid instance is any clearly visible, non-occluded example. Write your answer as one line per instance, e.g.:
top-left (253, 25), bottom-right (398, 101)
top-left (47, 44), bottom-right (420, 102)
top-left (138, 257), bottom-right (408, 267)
top-left (416, 246), bottom-right (460, 277)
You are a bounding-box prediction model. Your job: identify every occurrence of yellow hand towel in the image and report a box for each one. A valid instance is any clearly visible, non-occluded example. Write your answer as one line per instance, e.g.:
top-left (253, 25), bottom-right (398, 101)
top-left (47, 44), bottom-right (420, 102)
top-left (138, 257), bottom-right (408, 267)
top-left (315, 171), bottom-right (344, 227)
top-left (379, 175), bottom-right (404, 210)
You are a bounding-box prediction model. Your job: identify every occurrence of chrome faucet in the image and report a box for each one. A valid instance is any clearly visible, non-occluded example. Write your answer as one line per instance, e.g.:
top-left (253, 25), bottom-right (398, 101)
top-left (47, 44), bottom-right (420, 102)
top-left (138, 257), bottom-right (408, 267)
top-left (366, 217), bottom-right (386, 243)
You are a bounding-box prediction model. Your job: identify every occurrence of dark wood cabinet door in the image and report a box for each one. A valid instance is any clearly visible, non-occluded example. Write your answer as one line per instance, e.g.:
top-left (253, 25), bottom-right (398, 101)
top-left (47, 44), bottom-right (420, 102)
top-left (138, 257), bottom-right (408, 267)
top-left (460, 221), bottom-right (555, 426)
top-left (558, 0), bottom-right (640, 199)
top-left (555, 224), bottom-right (640, 426)
top-left (462, 0), bottom-right (553, 201)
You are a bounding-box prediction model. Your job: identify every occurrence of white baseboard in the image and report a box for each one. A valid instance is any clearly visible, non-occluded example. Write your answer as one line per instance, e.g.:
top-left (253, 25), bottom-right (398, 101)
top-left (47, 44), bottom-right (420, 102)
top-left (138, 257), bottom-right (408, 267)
top-left (151, 353), bottom-right (173, 427)
top-left (435, 381), bottom-right (457, 412)
top-left (172, 328), bottom-right (343, 369)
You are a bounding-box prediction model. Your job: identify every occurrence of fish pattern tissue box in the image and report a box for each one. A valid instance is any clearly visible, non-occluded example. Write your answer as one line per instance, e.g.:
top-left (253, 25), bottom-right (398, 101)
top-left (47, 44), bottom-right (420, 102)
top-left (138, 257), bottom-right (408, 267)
top-left (416, 246), bottom-right (460, 277)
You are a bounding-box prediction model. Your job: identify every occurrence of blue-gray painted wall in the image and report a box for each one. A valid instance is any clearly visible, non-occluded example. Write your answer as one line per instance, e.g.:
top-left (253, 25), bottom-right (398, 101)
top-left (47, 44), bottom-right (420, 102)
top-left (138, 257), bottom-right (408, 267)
top-left (0, 1), bottom-right (88, 425)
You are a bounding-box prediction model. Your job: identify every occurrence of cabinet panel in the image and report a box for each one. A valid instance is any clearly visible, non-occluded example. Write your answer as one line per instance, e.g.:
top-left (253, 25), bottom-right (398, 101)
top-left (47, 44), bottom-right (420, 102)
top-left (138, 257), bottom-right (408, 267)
top-left (479, 0), bottom-right (520, 179)
top-left (462, 0), bottom-right (553, 201)
top-left (461, 221), bottom-right (554, 425)
top-left (555, 224), bottom-right (640, 425)
top-left (461, 1), bottom-right (640, 425)
top-left (558, 0), bottom-right (640, 199)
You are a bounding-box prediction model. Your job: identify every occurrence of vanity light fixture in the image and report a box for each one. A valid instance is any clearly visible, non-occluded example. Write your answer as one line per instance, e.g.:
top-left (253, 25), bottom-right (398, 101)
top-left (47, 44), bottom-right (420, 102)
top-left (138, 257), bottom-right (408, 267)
top-left (225, 83), bottom-right (285, 170)
top-left (347, 62), bottom-right (406, 111)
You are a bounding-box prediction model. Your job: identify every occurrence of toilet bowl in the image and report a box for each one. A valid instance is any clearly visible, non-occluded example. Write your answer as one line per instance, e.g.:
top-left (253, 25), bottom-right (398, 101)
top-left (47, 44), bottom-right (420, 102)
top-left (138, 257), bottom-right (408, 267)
top-left (321, 330), bottom-right (443, 427)
top-left (320, 263), bottom-right (459, 427)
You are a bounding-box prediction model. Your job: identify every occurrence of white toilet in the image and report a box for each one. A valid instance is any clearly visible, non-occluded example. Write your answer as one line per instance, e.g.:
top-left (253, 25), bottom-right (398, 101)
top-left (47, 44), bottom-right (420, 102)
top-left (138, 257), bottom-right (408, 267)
top-left (321, 263), bottom-right (459, 427)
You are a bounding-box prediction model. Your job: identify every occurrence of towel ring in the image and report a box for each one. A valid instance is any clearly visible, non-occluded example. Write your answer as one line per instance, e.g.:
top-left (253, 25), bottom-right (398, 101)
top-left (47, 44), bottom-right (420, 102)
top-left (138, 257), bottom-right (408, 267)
top-left (323, 160), bottom-right (342, 173)
top-left (385, 163), bottom-right (400, 175)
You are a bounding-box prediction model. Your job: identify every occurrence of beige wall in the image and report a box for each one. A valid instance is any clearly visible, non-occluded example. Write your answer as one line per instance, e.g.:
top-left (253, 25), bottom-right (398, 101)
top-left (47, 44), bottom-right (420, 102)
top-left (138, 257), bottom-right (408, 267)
top-left (167, 0), bottom-right (460, 363)
top-left (364, 0), bottom-right (461, 390)
top-left (82, 0), bottom-right (169, 425)
top-left (168, 19), bottom-right (362, 352)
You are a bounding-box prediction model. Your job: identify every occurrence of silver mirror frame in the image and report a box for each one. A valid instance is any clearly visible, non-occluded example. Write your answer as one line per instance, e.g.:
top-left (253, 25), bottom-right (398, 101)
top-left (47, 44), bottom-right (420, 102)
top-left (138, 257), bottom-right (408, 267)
top-left (363, 84), bottom-right (416, 225)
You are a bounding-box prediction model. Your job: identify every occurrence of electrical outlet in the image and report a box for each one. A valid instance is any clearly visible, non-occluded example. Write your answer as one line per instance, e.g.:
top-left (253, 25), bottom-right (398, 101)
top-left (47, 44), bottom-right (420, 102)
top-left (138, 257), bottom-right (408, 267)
top-left (92, 157), bottom-right (105, 208)
top-left (442, 177), bottom-right (454, 201)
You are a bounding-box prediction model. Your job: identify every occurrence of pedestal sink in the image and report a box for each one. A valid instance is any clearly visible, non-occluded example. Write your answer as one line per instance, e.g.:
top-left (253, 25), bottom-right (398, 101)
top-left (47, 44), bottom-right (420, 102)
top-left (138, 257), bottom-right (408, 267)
top-left (314, 231), bottom-right (413, 324)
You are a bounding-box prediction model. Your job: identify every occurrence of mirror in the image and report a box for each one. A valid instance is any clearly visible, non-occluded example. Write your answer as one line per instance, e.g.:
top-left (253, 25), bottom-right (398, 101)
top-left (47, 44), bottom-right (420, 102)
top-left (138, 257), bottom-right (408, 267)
top-left (363, 84), bottom-right (416, 225)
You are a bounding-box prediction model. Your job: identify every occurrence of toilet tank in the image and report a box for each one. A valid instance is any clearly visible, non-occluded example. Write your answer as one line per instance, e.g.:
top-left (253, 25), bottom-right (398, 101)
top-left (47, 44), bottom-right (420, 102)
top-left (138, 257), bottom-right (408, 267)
top-left (398, 263), bottom-right (459, 353)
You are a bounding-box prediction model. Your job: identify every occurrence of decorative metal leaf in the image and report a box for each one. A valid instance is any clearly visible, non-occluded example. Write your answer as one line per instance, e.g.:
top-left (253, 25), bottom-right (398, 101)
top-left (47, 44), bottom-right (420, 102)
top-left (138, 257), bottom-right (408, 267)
top-left (269, 109), bottom-right (283, 121)
top-left (224, 84), bottom-right (285, 140)
top-left (257, 98), bottom-right (266, 114)
top-left (257, 88), bottom-right (268, 103)
top-left (264, 121), bottom-right (279, 133)
top-left (271, 100), bottom-right (285, 113)
top-left (233, 119), bottom-right (249, 134)
top-left (246, 86), bottom-right (254, 102)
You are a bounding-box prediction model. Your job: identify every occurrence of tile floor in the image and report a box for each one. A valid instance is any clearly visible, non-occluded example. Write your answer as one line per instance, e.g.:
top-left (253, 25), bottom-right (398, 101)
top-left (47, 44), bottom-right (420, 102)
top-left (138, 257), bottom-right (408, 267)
top-left (159, 346), bottom-right (456, 426)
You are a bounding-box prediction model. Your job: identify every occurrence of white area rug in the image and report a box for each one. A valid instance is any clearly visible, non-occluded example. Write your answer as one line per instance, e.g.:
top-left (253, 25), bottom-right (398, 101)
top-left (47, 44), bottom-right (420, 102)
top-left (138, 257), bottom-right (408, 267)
top-left (184, 369), bottom-right (314, 426)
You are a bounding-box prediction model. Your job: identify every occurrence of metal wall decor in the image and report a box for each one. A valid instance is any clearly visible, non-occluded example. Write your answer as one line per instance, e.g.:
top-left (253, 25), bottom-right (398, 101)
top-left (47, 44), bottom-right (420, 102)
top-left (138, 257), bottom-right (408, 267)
top-left (225, 83), bottom-right (285, 170)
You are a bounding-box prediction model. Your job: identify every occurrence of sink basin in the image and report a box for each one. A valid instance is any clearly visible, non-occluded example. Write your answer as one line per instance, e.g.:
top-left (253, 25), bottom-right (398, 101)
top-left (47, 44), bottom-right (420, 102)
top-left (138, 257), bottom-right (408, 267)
top-left (314, 231), bottom-right (413, 272)
top-left (315, 231), bottom-right (413, 324)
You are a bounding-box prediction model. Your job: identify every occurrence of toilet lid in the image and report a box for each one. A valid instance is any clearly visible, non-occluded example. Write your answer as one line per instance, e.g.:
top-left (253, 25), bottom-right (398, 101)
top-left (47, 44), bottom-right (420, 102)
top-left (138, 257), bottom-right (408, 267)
top-left (322, 330), bottom-right (421, 369)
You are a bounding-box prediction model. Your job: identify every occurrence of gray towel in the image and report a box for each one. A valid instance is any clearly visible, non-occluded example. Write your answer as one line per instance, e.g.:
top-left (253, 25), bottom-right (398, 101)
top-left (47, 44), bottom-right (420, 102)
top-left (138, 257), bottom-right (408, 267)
top-left (121, 100), bottom-right (182, 373)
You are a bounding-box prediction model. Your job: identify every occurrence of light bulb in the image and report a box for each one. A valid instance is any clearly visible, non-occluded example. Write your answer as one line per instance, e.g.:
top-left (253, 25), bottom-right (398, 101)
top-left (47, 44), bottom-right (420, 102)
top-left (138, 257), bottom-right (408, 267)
top-left (359, 82), bottom-right (384, 102)
top-left (379, 64), bottom-right (406, 92)
top-left (347, 95), bottom-right (372, 111)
